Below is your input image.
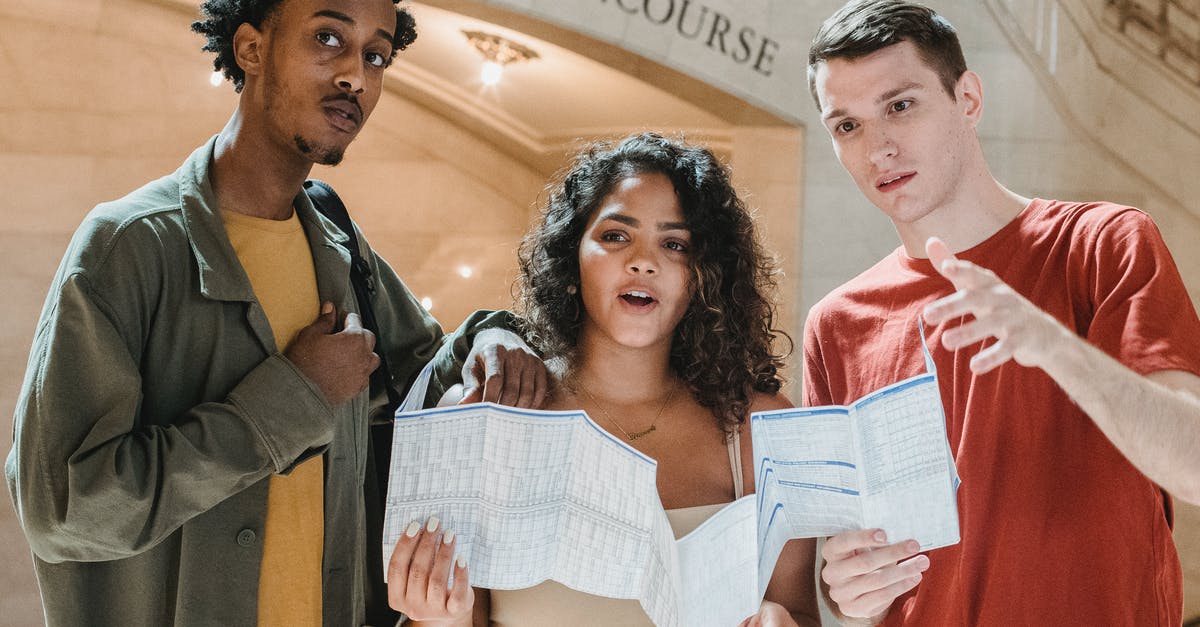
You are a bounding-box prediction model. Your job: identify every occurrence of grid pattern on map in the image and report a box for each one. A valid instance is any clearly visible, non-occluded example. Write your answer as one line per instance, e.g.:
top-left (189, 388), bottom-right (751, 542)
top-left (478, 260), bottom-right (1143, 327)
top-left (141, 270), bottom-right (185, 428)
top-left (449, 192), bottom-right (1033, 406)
top-left (381, 405), bottom-right (676, 610)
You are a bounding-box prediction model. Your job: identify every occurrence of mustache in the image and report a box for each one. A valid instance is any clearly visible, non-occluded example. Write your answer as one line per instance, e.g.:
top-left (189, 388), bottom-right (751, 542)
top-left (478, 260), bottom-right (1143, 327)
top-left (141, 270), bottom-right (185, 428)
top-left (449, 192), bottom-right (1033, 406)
top-left (322, 93), bottom-right (363, 118)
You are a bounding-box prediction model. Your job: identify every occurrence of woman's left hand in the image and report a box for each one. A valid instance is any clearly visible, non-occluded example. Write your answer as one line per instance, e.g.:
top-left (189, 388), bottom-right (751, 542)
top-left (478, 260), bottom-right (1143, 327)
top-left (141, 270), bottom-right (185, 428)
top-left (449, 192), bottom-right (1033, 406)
top-left (738, 600), bottom-right (801, 627)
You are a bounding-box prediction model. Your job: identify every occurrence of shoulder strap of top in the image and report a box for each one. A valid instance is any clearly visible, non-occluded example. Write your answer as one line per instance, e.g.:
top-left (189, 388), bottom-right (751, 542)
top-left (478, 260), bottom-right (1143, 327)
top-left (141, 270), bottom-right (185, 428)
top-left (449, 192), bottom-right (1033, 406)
top-left (728, 429), bottom-right (744, 500)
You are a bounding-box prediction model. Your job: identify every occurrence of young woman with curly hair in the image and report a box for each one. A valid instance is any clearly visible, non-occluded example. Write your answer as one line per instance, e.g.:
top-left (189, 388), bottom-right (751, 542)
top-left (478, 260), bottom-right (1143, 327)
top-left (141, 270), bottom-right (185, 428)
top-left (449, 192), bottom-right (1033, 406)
top-left (392, 133), bottom-right (819, 626)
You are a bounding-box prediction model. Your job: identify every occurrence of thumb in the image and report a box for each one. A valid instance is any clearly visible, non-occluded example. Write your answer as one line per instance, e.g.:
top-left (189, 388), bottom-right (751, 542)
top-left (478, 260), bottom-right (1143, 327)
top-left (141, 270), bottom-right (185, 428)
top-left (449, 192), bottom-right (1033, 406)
top-left (308, 302), bottom-right (337, 334)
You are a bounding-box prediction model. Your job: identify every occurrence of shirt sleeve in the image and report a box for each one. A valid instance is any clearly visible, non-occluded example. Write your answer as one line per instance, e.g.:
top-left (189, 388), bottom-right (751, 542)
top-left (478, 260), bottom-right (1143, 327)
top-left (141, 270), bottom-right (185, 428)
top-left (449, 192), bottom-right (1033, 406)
top-left (802, 305), bottom-right (836, 408)
top-left (1084, 208), bottom-right (1200, 377)
top-left (6, 265), bottom-right (335, 564)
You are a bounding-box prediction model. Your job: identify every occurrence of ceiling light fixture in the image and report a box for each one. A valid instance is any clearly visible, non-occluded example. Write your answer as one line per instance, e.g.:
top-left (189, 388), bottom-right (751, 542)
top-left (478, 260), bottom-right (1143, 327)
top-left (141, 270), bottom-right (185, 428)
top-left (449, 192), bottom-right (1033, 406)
top-left (462, 29), bottom-right (540, 86)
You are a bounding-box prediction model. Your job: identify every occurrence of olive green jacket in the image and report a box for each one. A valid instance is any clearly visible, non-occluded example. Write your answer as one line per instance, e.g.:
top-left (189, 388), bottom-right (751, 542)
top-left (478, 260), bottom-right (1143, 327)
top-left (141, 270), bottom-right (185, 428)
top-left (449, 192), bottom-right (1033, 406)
top-left (6, 138), bottom-right (500, 626)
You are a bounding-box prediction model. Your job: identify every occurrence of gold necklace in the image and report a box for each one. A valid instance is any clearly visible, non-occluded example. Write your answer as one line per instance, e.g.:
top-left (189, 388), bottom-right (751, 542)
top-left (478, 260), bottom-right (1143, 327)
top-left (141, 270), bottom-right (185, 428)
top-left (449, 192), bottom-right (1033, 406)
top-left (579, 382), bottom-right (677, 441)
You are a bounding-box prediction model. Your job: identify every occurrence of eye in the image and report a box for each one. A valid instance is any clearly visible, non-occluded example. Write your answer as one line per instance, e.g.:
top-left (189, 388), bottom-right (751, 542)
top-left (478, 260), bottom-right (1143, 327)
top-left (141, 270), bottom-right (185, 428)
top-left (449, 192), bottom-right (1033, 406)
top-left (316, 31), bottom-right (342, 47)
top-left (664, 239), bottom-right (689, 253)
top-left (890, 99), bottom-right (912, 113)
top-left (365, 51), bottom-right (388, 68)
top-left (835, 120), bottom-right (858, 135)
top-left (600, 230), bottom-right (628, 243)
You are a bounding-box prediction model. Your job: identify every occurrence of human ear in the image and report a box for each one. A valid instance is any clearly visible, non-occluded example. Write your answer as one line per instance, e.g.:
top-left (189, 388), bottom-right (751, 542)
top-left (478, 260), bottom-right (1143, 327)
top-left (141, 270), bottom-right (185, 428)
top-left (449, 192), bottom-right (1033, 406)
top-left (232, 22), bottom-right (265, 80)
top-left (957, 70), bottom-right (984, 127)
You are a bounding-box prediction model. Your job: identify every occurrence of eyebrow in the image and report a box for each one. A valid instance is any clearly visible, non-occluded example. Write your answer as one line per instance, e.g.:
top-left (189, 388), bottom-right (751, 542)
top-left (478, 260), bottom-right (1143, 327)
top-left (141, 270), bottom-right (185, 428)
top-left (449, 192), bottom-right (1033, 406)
top-left (312, 9), bottom-right (395, 46)
top-left (822, 81), bottom-right (924, 122)
top-left (600, 213), bottom-right (690, 232)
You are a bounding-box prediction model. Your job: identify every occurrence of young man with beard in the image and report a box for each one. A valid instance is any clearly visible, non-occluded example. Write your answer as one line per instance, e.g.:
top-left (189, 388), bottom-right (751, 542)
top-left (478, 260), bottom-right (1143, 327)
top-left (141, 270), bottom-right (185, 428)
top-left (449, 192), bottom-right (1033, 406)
top-left (804, 1), bottom-right (1200, 625)
top-left (5, 0), bottom-right (544, 624)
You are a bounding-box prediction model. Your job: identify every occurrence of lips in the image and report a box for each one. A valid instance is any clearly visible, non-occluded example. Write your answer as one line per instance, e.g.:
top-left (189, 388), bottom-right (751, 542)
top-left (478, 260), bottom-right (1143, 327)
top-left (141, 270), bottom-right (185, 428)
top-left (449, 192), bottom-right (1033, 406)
top-left (323, 98), bottom-right (363, 133)
top-left (876, 171), bottom-right (915, 191)
top-left (619, 289), bottom-right (656, 308)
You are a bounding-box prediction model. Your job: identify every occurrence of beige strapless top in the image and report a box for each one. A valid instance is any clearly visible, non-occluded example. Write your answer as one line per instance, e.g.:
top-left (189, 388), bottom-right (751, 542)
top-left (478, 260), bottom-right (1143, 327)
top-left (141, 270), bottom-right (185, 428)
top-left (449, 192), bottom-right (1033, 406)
top-left (488, 431), bottom-right (744, 626)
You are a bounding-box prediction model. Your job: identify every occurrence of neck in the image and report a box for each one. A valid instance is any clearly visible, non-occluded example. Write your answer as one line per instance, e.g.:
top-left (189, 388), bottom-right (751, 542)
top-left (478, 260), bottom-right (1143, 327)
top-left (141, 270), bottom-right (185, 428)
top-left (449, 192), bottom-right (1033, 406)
top-left (895, 155), bottom-right (1031, 257)
top-left (211, 108), bottom-right (313, 220)
top-left (573, 327), bottom-right (677, 404)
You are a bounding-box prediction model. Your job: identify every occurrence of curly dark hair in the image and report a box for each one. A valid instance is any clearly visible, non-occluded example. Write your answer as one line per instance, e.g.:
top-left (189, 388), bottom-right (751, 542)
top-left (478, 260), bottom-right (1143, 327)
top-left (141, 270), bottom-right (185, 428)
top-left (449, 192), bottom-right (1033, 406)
top-left (192, 0), bottom-right (418, 92)
top-left (807, 0), bottom-right (966, 109)
top-left (518, 133), bottom-right (790, 434)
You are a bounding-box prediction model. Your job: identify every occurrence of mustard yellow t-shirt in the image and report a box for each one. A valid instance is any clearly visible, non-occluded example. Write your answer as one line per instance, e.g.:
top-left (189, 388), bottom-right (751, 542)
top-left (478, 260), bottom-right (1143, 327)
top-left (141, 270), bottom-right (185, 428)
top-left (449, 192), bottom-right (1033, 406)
top-left (223, 209), bottom-right (323, 626)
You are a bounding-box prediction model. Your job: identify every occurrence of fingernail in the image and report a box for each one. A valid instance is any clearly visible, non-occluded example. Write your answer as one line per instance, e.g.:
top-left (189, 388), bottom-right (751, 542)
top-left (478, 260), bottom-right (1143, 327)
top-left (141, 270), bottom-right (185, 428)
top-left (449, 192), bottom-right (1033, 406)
top-left (916, 555), bottom-right (930, 570)
top-left (873, 530), bottom-right (887, 543)
top-left (405, 520), bottom-right (421, 538)
top-left (443, 530), bottom-right (455, 545)
top-left (456, 554), bottom-right (467, 569)
top-left (906, 540), bottom-right (921, 553)
top-left (322, 302), bottom-right (333, 314)
top-left (426, 517), bottom-right (440, 533)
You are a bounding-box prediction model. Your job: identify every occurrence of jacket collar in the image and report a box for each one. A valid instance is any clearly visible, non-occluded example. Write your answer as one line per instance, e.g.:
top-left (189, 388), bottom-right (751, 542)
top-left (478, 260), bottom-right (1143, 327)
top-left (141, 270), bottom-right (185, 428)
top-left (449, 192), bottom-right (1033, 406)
top-left (175, 136), bottom-right (351, 303)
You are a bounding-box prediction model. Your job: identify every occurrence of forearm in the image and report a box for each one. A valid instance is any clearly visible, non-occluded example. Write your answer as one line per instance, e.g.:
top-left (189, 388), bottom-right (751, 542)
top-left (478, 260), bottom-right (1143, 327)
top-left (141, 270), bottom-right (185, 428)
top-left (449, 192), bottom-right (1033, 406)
top-left (10, 353), bottom-right (334, 562)
top-left (1039, 326), bottom-right (1200, 504)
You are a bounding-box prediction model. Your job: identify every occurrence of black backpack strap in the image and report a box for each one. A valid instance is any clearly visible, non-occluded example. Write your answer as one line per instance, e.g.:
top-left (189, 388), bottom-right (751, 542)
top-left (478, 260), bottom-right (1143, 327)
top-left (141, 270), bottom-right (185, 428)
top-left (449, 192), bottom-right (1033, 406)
top-left (303, 179), bottom-right (402, 626)
top-left (303, 179), bottom-right (403, 410)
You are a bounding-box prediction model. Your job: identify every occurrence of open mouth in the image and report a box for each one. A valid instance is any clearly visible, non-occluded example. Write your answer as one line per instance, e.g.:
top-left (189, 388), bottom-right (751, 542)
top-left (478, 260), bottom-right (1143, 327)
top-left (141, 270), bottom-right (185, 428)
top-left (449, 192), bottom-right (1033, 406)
top-left (877, 173), bottom-right (915, 191)
top-left (620, 290), bottom-right (656, 306)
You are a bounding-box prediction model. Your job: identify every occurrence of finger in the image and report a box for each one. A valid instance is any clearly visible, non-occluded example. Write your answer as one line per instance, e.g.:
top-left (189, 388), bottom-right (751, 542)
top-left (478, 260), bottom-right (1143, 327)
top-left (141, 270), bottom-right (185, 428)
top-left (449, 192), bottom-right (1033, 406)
top-left (511, 358), bottom-right (538, 409)
top-left (531, 358), bottom-right (549, 409)
top-left (925, 237), bottom-right (957, 281)
top-left (843, 560), bottom-right (927, 618)
top-left (926, 237), bottom-right (998, 292)
top-left (308, 302), bottom-right (337, 334)
top-left (446, 554), bottom-right (474, 617)
top-left (461, 348), bottom-right (484, 395)
top-left (839, 551), bottom-right (929, 600)
top-left (822, 529), bottom-right (890, 562)
top-left (458, 385), bottom-right (483, 405)
top-left (361, 327), bottom-right (377, 353)
top-left (922, 290), bottom-right (972, 324)
top-left (941, 318), bottom-right (997, 350)
top-left (480, 351), bottom-right (505, 404)
top-left (826, 539), bottom-right (922, 585)
top-left (498, 356), bottom-right (525, 408)
top-left (387, 520), bottom-right (422, 606)
top-left (406, 518), bottom-right (441, 604)
top-left (970, 340), bottom-right (1013, 374)
top-left (425, 529), bottom-right (457, 609)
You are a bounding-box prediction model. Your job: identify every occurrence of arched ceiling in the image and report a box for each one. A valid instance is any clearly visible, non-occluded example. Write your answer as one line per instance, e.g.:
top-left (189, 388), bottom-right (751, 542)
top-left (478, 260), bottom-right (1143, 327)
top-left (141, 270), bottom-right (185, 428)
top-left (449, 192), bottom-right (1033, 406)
top-left (165, 0), bottom-right (790, 174)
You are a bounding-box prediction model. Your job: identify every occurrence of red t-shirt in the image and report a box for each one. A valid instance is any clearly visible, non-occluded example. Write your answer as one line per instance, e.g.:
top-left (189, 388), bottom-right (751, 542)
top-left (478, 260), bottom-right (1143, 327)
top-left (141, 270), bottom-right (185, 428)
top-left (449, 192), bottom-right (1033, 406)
top-left (803, 199), bottom-right (1200, 626)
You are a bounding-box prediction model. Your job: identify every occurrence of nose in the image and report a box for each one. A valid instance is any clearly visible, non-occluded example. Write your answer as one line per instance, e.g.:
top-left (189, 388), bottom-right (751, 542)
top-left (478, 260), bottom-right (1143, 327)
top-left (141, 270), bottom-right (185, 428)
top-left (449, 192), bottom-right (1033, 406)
top-left (626, 241), bottom-right (658, 275)
top-left (333, 56), bottom-right (366, 95)
top-left (867, 125), bottom-right (898, 164)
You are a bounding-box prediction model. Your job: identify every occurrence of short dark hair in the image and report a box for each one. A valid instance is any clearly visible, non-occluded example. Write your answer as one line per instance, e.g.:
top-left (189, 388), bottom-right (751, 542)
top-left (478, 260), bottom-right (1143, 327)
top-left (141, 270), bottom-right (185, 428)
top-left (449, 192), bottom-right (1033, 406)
top-left (192, 0), bottom-right (418, 92)
top-left (517, 133), bottom-right (790, 434)
top-left (807, 0), bottom-right (967, 108)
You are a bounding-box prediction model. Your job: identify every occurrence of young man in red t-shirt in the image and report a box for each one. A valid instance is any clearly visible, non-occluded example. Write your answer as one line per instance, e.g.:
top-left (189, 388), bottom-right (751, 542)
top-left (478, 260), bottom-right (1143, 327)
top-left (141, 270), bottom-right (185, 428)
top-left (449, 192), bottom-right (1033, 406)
top-left (804, 1), bottom-right (1200, 625)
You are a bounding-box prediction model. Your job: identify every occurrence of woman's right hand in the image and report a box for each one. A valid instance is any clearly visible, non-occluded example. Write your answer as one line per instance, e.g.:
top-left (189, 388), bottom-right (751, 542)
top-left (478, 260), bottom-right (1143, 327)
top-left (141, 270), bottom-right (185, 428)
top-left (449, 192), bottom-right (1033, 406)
top-left (388, 517), bottom-right (474, 625)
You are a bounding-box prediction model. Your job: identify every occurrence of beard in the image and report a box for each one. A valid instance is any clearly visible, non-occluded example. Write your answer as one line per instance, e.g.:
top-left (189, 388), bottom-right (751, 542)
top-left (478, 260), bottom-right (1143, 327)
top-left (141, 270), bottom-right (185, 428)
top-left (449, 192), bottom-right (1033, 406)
top-left (294, 135), bottom-right (344, 166)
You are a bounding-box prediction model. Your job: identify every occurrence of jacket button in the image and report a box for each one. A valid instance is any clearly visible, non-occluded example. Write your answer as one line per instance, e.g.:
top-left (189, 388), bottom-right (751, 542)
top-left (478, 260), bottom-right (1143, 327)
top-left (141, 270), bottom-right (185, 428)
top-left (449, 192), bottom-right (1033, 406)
top-left (236, 529), bottom-right (256, 547)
